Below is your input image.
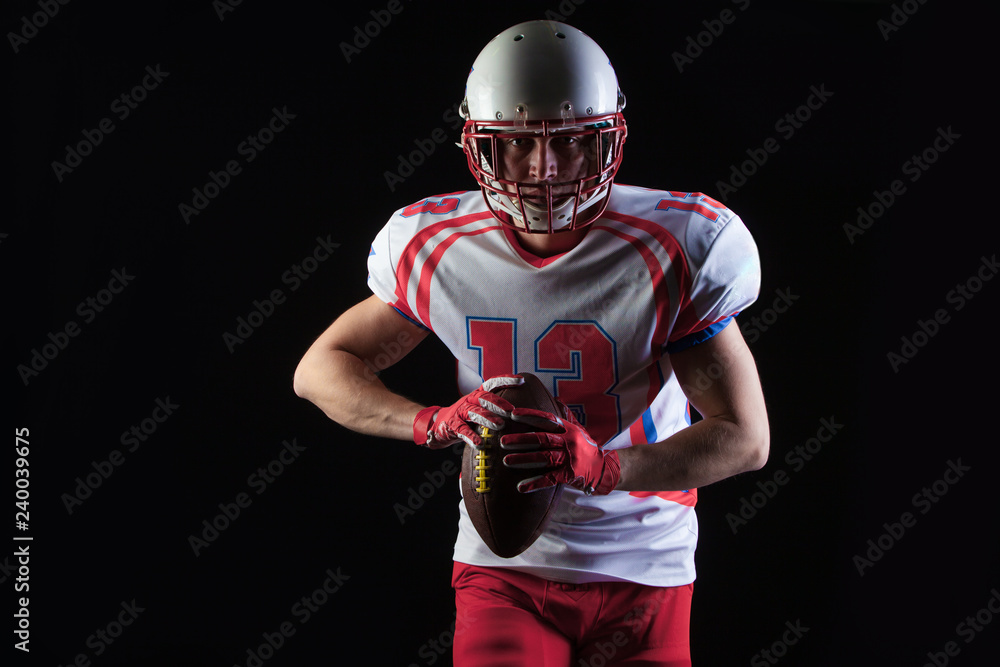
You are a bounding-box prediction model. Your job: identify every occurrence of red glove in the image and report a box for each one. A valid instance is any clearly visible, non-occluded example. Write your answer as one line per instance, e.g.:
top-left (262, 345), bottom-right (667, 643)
top-left (412, 375), bottom-right (524, 449)
top-left (500, 403), bottom-right (621, 495)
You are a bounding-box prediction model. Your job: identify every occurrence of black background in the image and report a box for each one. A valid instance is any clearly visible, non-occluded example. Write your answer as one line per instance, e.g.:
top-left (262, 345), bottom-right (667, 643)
top-left (8, 1), bottom-right (998, 665)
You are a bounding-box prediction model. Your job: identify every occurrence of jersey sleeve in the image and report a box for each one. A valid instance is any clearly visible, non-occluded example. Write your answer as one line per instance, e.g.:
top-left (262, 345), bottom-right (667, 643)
top-left (366, 219), bottom-right (396, 305)
top-left (366, 215), bottom-right (427, 329)
top-left (667, 213), bottom-right (760, 352)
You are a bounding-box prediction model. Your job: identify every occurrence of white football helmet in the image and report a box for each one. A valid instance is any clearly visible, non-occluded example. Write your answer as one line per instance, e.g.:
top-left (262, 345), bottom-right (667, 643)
top-left (460, 21), bottom-right (627, 233)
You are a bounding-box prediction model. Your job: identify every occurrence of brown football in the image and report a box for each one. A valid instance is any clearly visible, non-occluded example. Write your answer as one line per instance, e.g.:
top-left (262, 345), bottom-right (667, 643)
top-left (461, 373), bottom-right (564, 558)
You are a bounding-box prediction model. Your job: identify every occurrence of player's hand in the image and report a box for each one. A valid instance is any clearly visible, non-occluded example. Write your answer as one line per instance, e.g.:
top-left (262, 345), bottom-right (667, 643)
top-left (500, 405), bottom-right (621, 495)
top-left (412, 375), bottom-right (524, 449)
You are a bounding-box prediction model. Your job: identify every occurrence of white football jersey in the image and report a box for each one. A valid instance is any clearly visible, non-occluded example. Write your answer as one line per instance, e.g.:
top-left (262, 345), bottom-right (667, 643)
top-left (367, 184), bottom-right (761, 586)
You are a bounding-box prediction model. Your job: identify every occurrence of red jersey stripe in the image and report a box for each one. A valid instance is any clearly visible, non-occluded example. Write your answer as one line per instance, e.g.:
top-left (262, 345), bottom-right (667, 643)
top-left (394, 211), bottom-right (496, 321)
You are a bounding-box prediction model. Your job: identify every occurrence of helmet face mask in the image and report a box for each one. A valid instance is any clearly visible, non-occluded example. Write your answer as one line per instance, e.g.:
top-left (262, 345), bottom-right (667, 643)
top-left (463, 116), bottom-right (626, 233)
top-left (459, 21), bottom-right (627, 233)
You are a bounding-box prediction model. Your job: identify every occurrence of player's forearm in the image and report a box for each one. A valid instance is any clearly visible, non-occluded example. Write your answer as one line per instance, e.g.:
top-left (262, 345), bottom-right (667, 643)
top-left (293, 349), bottom-right (424, 441)
top-left (614, 415), bottom-right (768, 492)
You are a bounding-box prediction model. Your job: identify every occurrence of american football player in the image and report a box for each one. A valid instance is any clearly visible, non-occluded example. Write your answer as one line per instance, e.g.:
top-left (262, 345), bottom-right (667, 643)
top-left (295, 20), bottom-right (769, 666)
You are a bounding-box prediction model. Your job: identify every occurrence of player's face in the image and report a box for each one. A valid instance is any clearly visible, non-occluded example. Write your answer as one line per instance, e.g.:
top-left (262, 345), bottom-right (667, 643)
top-left (496, 133), bottom-right (597, 197)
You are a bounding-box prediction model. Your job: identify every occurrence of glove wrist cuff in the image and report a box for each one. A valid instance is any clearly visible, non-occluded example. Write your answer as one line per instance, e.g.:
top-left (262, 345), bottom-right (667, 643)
top-left (413, 406), bottom-right (439, 446)
top-left (590, 449), bottom-right (621, 495)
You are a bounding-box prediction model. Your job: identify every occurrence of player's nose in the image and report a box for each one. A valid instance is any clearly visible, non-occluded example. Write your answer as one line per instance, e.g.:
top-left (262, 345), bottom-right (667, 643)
top-left (528, 138), bottom-right (559, 181)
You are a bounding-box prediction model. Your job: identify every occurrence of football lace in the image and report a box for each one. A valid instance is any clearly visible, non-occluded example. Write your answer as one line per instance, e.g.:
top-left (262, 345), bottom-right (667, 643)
top-left (474, 428), bottom-right (494, 493)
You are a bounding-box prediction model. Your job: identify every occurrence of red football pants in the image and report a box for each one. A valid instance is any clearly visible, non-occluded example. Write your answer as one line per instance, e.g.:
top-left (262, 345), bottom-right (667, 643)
top-left (452, 562), bottom-right (692, 666)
